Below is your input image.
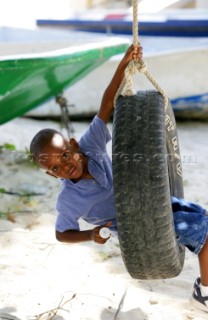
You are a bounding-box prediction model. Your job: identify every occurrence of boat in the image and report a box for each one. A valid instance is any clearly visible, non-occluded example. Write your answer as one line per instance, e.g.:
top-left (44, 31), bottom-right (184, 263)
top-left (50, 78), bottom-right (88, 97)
top-left (26, 35), bottom-right (208, 120)
top-left (36, 8), bottom-right (208, 37)
top-left (0, 27), bottom-right (129, 125)
top-left (0, 27), bottom-right (208, 122)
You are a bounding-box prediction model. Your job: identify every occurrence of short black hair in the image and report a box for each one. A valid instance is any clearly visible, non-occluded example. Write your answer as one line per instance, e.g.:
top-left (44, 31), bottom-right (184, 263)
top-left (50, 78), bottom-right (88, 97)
top-left (30, 128), bottom-right (64, 162)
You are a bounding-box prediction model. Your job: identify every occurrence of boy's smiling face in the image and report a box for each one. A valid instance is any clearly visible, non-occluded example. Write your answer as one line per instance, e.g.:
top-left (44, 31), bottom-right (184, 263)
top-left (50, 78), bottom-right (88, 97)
top-left (36, 134), bottom-right (87, 181)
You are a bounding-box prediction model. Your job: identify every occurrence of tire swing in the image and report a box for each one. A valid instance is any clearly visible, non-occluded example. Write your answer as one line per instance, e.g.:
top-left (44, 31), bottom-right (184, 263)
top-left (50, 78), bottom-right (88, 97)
top-left (112, 0), bottom-right (185, 280)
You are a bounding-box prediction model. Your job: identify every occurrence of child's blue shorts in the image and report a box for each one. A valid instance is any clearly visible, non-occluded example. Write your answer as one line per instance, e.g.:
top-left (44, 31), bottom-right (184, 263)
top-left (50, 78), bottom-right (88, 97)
top-left (172, 196), bottom-right (208, 254)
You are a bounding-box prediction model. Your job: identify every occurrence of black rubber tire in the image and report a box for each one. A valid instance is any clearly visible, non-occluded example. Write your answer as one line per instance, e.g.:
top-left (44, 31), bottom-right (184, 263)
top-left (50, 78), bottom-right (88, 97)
top-left (112, 90), bottom-right (185, 280)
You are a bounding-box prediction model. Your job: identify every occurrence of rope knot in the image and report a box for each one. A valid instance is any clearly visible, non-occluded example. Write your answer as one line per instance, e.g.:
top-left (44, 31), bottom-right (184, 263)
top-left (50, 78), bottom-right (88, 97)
top-left (125, 59), bottom-right (147, 78)
top-left (120, 59), bottom-right (147, 97)
top-left (135, 59), bottom-right (147, 73)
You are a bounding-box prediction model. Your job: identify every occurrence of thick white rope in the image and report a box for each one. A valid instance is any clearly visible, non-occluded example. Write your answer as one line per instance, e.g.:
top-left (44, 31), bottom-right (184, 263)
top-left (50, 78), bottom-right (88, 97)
top-left (132, 0), bottom-right (138, 47)
top-left (114, 0), bottom-right (169, 111)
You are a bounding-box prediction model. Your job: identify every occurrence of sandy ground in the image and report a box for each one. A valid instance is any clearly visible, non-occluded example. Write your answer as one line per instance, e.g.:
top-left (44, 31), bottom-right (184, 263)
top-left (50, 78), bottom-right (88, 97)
top-left (0, 116), bottom-right (208, 320)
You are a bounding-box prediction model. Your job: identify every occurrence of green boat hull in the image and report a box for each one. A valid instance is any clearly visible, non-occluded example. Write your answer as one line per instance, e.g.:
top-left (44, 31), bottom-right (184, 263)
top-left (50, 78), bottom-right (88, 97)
top-left (0, 38), bottom-right (129, 124)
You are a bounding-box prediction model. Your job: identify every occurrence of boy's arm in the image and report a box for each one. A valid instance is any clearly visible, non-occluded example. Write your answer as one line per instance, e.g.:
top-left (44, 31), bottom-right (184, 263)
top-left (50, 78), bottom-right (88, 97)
top-left (56, 229), bottom-right (93, 243)
top-left (56, 221), bottom-right (112, 245)
top-left (97, 44), bottom-right (142, 124)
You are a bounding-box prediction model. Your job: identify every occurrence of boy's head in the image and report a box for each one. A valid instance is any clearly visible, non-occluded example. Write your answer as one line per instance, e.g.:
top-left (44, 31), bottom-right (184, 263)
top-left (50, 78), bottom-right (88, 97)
top-left (30, 129), bottom-right (86, 180)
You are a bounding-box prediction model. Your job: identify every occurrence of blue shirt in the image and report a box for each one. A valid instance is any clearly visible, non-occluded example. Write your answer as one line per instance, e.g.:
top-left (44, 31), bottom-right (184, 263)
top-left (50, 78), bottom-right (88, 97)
top-left (56, 115), bottom-right (118, 234)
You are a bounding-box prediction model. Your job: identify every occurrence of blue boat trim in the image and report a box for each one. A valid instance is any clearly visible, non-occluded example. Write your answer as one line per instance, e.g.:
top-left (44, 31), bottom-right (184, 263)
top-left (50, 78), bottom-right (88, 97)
top-left (171, 93), bottom-right (208, 113)
top-left (36, 18), bottom-right (208, 37)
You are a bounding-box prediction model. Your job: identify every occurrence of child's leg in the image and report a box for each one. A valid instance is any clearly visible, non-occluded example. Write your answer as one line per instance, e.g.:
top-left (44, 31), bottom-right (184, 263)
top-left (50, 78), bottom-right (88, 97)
top-left (199, 236), bottom-right (208, 286)
top-left (192, 236), bottom-right (208, 312)
top-left (190, 211), bottom-right (208, 312)
top-left (172, 197), bottom-right (208, 310)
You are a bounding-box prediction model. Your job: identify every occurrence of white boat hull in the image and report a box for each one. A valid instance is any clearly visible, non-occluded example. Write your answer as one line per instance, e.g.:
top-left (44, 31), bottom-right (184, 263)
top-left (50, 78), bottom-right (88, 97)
top-left (26, 45), bottom-right (208, 119)
top-left (1, 27), bottom-right (207, 120)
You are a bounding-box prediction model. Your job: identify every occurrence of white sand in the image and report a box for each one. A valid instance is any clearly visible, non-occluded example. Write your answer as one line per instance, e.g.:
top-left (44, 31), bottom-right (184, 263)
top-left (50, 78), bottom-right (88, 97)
top-left (0, 117), bottom-right (208, 320)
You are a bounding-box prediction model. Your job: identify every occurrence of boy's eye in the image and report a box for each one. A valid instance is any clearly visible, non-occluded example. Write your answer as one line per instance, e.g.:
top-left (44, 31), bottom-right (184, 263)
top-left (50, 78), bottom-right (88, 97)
top-left (62, 152), bottom-right (68, 159)
top-left (52, 165), bottom-right (59, 172)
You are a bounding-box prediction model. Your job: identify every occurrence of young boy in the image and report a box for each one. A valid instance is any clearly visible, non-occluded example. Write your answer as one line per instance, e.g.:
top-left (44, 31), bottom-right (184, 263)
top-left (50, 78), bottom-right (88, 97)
top-left (30, 44), bottom-right (208, 312)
